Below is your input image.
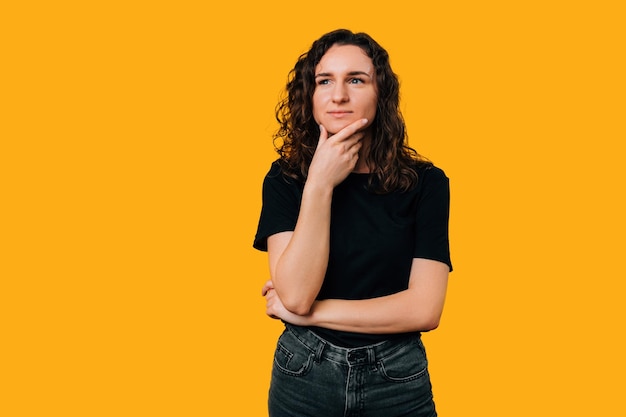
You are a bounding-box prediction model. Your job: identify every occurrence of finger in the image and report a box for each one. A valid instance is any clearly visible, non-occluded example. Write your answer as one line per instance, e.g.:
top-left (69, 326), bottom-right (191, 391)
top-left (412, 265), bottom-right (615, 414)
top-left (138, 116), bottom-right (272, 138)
top-left (266, 299), bottom-right (280, 319)
top-left (329, 118), bottom-right (368, 142)
top-left (261, 280), bottom-right (274, 296)
top-left (265, 305), bottom-right (276, 318)
top-left (335, 136), bottom-right (363, 159)
top-left (318, 124), bottom-right (328, 143)
top-left (343, 133), bottom-right (364, 150)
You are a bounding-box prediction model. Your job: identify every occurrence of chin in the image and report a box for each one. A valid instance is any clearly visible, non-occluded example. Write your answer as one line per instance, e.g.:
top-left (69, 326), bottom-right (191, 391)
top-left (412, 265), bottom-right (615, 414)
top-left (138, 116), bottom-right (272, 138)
top-left (323, 120), bottom-right (354, 135)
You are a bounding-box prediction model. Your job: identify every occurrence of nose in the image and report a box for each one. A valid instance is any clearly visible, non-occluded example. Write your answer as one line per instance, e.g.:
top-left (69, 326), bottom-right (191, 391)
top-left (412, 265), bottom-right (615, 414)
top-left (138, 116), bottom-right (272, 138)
top-left (331, 83), bottom-right (349, 103)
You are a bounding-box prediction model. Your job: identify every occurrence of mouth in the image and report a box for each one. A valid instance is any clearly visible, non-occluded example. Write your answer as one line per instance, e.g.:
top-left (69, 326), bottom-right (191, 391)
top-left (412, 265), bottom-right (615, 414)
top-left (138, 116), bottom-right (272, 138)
top-left (327, 111), bottom-right (353, 118)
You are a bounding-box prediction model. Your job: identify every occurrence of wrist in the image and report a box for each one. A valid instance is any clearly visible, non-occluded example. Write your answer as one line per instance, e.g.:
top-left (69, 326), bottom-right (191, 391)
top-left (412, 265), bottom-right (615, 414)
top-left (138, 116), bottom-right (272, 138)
top-left (303, 180), bottom-right (333, 200)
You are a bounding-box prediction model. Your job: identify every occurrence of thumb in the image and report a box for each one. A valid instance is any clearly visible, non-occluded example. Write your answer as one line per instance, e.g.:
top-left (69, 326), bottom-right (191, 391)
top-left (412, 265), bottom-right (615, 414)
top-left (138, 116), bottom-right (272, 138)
top-left (261, 280), bottom-right (274, 296)
top-left (318, 124), bottom-right (328, 143)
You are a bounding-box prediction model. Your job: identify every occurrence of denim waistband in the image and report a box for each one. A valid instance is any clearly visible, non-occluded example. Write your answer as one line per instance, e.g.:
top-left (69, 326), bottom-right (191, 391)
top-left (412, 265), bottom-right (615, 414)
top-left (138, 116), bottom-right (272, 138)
top-left (284, 323), bottom-right (421, 366)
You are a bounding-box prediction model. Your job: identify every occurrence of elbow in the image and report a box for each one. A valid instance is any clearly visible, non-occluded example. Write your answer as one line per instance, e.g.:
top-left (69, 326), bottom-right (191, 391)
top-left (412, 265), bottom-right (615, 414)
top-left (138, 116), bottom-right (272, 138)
top-left (282, 297), bottom-right (314, 316)
top-left (271, 278), bottom-right (317, 316)
top-left (420, 318), bottom-right (440, 332)
top-left (415, 311), bottom-right (442, 332)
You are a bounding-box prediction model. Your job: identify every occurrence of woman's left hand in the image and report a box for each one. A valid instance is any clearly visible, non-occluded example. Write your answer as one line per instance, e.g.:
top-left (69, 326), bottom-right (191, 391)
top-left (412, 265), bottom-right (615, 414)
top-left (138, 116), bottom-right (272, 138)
top-left (262, 280), bottom-right (311, 326)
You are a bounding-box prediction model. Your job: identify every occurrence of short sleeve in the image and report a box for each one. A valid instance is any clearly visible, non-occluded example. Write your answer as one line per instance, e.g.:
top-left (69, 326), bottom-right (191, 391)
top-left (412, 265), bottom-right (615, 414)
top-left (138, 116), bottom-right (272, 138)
top-left (413, 166), bottom-right (453, 271)
top-left (253, 162), bottom-right (303, 251)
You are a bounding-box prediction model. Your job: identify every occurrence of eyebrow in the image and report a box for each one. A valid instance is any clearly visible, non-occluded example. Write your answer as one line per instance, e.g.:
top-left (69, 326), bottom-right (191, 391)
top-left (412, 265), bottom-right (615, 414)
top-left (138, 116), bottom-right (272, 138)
top-left (315, 71), bottom-right (372, 78)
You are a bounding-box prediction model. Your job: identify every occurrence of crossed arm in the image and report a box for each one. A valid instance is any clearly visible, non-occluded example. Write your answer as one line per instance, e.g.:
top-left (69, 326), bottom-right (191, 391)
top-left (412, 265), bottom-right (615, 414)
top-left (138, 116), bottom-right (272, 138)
top-left (264, 232), bottom-right (449, 333)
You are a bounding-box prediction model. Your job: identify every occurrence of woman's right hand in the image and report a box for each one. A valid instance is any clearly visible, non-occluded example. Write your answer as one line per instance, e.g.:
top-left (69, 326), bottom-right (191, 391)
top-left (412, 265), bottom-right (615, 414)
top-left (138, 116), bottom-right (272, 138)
top-left (307, 118), bottom-right (368, 188)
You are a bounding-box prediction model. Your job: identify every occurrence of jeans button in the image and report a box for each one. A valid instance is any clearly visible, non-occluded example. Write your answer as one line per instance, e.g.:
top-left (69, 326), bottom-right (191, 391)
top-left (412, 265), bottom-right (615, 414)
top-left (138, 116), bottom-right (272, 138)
top-left (348, 350), bottom-right (367, 362)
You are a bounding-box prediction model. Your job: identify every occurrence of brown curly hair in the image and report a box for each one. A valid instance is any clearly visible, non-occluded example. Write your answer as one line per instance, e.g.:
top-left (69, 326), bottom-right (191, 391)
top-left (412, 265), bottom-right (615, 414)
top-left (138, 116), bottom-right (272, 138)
top-left (274, 29), bottom-right (430, 193)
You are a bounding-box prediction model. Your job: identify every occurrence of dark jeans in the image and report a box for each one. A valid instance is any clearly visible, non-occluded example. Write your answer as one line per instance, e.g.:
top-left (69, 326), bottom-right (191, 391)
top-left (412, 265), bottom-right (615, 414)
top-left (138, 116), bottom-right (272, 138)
top-left (269, 324), bottom-right (437, 417)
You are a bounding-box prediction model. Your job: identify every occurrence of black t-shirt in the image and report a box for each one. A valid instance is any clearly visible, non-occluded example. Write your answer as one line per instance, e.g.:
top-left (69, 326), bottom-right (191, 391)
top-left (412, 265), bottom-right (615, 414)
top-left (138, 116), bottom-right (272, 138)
top-left (254, 160), bottom-right (452, 347)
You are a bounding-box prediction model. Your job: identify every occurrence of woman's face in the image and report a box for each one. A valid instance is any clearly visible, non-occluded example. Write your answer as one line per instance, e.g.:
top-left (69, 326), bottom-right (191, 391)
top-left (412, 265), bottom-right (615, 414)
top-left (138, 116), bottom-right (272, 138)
top-left (312, 44), bottom-right (377, 135)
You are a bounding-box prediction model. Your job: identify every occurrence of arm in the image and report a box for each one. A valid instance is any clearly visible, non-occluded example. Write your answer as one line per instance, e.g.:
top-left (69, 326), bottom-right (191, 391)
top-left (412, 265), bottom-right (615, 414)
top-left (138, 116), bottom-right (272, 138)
top-left (268, 119), bottom-right (368, 315)
top-left (266, 182), bottom-right (331, 316)
top-left (264, 258), bottom-right (449, 333)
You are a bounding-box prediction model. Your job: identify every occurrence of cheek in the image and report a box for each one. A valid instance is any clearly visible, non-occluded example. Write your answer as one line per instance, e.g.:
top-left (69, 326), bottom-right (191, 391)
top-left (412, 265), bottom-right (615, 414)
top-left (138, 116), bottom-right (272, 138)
top-left (312, 94), bottom-right (324, 120)
top-left (365, 97), bottom-right (378, 118)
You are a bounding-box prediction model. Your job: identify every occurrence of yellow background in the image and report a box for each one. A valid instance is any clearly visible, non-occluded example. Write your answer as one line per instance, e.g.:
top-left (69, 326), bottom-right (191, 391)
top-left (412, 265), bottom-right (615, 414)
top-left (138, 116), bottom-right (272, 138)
top-left (2, 1), bottom-right (624, 415)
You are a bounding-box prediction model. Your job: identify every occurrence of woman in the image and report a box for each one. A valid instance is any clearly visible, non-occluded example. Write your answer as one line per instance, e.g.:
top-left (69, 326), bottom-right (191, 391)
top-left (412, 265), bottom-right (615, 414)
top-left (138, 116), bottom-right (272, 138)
top-left (253, 29), bottom-right (452, 417)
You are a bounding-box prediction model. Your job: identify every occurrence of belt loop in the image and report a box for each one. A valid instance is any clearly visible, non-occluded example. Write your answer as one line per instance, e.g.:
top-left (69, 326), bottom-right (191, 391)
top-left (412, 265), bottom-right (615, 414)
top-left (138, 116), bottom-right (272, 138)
top-left (314, 340), bottom-right (326, 364)
top-left (367, 347), bottom-right (375, 363)
top-left (368, 347), bottom-right (377, 371)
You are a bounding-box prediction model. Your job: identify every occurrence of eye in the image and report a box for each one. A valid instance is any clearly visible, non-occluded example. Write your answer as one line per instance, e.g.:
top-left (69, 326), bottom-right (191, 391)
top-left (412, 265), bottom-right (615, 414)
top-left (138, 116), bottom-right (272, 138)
top-left (349, 78), bottom-right (365, 84)
top-left (317, 79), bottom-right (331, 85)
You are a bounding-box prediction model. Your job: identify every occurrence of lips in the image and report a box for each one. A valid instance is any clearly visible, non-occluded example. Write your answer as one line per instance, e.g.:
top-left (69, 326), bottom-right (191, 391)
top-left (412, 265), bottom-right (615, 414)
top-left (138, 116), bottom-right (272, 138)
top-left (327, 111), bottom-right (353, 118)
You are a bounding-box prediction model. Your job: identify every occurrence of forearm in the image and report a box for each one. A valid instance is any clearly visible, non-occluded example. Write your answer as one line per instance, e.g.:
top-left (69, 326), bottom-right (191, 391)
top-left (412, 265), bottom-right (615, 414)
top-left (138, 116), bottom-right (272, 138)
top-left (306, 287), bottom-right (446, 334)
top-left (272, 181), bottom-right (333, 314)
top-left (268, 259), bottom-right (449, 332)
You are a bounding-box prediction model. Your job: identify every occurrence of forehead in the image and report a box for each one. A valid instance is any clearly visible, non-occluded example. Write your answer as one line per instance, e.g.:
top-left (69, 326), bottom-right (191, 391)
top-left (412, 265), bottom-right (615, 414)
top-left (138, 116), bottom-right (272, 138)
top-left (315, 44), bottom-right (373, 74)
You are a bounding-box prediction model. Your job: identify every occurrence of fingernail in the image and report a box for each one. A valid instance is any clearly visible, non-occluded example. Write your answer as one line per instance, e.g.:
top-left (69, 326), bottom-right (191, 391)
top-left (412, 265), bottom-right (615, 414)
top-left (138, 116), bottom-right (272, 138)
top-left (362, 119), bottom-right (368, 124)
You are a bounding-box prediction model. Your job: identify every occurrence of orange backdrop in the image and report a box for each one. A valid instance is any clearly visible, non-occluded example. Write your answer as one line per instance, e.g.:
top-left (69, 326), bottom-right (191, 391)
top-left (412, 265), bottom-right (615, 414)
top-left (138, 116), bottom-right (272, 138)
top-left (2, 1), bottom-right (624, 415)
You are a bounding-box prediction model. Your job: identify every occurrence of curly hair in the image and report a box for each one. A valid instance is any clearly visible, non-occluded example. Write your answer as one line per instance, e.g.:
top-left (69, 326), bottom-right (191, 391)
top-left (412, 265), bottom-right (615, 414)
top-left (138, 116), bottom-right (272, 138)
top-left (274, 29), bottom-right (430, 193)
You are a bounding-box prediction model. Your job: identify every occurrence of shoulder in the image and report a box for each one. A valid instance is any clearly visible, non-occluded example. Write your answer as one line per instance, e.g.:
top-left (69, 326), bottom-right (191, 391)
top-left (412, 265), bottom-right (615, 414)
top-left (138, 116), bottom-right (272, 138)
top-left (265, 159), bottom-right (283, 178)
top-left (411, 161), bottom-right (449, 187)
top-left (264, 160), bottom-right (290, 182)
top-left (263, 160), bottom-right (304, 192)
